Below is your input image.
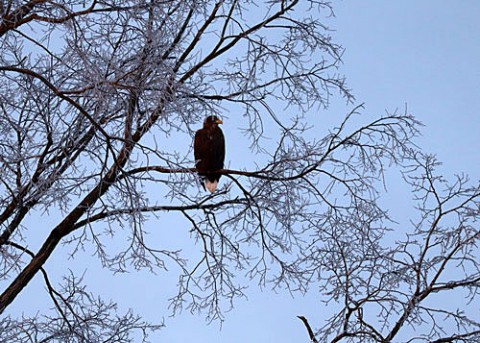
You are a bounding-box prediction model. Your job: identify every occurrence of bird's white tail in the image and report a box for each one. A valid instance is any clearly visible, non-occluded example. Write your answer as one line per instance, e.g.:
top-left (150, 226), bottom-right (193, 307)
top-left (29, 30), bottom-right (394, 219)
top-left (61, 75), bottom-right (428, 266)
top-left (205, 180), bottom-right (218, 193)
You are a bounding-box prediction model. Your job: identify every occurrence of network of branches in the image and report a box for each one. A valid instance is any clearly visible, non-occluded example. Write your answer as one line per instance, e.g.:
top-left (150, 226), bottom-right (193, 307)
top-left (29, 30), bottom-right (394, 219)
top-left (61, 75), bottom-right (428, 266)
top-left (0, 1), bottom-right (479, 342)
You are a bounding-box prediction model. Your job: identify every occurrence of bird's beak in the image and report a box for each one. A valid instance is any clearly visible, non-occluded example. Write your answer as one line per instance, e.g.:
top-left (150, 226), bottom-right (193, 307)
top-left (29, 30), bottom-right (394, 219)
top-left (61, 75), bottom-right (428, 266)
top-left (216, 118), bottom-right (223, 124)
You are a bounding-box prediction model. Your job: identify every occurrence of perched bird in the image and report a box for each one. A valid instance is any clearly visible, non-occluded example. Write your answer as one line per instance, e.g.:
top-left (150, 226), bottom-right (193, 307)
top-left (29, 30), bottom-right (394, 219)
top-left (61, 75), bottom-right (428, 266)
top-left (194, 115), bottom-right (225, 192)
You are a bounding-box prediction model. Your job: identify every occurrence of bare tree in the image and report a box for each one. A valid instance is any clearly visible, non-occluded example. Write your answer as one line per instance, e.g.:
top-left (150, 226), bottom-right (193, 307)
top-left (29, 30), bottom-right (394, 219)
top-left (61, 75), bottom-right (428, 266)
top-left (300, 152), bottom-right (480, 342)
top-left (0, 1), bottom-right (478, 342)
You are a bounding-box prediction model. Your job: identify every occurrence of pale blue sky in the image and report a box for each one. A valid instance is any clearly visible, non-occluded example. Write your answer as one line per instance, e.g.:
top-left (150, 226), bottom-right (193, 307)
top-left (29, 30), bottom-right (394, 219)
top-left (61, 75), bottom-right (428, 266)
top-left (5, 2), bottom-right (480, 342)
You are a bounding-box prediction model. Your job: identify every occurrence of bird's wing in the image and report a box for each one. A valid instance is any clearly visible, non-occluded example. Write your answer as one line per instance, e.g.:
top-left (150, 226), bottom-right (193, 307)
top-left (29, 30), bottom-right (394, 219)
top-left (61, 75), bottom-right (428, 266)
top-left (213, 128), bottom-right (225, 168)
top-left (194, 129), bottom-right (207, 164)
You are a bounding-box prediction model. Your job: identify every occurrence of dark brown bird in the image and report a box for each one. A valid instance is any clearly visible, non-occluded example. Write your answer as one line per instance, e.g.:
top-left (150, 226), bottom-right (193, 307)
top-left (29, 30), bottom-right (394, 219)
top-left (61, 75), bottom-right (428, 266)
top-left (194, 115), bottom-right (225, 192)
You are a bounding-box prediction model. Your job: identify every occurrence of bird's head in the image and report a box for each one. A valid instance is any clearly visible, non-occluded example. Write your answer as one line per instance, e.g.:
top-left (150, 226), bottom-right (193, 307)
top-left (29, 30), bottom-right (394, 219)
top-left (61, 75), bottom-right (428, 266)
top-left (204, 115), bottom-right (223, 128)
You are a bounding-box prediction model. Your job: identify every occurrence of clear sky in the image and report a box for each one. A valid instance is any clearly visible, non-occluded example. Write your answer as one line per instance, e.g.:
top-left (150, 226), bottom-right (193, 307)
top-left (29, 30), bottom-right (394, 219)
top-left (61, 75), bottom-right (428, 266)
top-left (6, 2), bottom-right (480, 342)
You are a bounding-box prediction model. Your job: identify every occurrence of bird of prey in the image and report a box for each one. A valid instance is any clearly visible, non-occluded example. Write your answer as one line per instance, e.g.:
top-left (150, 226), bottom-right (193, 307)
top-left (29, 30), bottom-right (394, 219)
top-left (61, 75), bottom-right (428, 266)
top-left (194, 115), bottom-right (225, 192)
